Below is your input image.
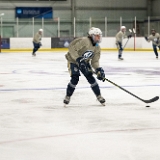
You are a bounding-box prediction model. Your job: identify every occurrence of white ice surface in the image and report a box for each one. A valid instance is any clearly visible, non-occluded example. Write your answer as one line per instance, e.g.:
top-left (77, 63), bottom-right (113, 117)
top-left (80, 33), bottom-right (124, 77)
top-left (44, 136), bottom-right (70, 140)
top-left (0, 51), bottom-right (160, 160)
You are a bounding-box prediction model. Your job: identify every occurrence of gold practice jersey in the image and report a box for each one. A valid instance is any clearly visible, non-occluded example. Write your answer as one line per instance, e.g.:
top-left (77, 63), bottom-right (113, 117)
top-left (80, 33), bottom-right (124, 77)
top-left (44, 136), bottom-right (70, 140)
top-left (147, 33), bottom-right (160, 46)
top-left (33, 32), bottom-right (42, 43)
top-left (115, 30), bottom-right (127, 44)
top-left (65, 37), bottom-right (101, 70)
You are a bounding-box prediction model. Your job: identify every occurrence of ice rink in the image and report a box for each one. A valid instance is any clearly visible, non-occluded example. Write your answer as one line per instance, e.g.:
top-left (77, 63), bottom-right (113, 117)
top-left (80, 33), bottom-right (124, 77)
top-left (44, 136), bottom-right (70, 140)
top-left (0, 51), bottom-right (160, 160)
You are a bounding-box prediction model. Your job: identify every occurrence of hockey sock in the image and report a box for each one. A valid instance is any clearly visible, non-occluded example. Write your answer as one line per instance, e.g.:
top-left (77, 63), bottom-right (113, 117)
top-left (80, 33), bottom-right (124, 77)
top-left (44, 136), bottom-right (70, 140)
top-left (153, 47), bottom-right (158, 57)
top-left (91, 82), bottom-right (101, 96)
top-left (118, 50), bottom-right (122, 58)
top-left (66, 76), bottom-right (79, 97)
top-left (66, 82), bottom-right (75, 97)
top-left (33, 47), bottom-right (39, 53)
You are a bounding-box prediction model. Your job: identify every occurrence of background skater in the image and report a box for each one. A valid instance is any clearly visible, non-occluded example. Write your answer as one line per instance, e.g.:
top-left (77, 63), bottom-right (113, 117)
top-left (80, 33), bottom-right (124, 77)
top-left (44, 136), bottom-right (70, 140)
top-left (32, 28), bottom-right (43, 56)
top-left (145, 29), bottom-right (160, 59)
top-left (115, 26), bottom-right (132, 60)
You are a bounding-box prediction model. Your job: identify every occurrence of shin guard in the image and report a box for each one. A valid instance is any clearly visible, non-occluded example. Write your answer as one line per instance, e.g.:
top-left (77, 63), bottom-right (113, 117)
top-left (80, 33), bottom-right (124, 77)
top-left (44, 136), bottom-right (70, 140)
top-left (91, 82), bottom-right (101, 96)
top-left (66, 82), bottom-right (75, 97)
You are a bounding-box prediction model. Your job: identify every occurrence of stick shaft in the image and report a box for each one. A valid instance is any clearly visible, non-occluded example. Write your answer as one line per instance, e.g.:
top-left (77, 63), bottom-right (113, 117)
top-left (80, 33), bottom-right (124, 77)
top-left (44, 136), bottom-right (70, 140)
top-left (104, 78), bottom-right (159, 103)
top-left (105, 78), bottom-right (142, 100)
top-left (123, 39), bottom-right (129, 49)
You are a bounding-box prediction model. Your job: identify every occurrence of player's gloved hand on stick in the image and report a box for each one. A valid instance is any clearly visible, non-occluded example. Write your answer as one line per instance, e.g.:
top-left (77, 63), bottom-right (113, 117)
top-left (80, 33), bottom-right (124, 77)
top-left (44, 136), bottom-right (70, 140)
top-left (128, 35), bottom-right (132, 39)
top-left (145, 36), bottom-right (148, 41)
top-left (76, 57), bottom-right (89, 76)
top-left (96, 67), bottom-right (105, 82)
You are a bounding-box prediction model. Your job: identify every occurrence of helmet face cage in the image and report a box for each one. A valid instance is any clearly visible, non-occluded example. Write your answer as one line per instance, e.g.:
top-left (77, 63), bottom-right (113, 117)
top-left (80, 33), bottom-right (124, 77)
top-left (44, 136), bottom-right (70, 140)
top-left (92, 34), bottom-right (102, 43)
top-left (151, 29), bottom-right (156, 35)
top-left (89, 27), bottom-right (102, 43)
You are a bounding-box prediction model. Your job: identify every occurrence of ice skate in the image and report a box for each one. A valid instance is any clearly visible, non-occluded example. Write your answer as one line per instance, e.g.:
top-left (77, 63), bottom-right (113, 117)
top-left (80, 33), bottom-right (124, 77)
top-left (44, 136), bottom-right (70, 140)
top-left (97, 95), bottom-right (106, 106)
top-left (118, 57), bottom-right (124, 60)
top-left (32, 53), bottom-right (36, 57)
top-left (156, 56), bottom-right (158, 59)
top-left (63, 96), bottom-right (70, 107)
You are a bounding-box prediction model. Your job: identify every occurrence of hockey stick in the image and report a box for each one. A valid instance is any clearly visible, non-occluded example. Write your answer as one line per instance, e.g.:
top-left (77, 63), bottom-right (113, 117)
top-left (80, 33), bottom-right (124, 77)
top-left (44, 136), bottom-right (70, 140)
top-left (103, 78), bottom-right (159, 103)
top-left (93, 69), bottom-right (159, 103)
top-left (122, 29), bottom-right (133, 49)
top-left (129, 28), bottom-right (136, 35)
top-left (133, 28), bottom-right (136, 34)
top-left (90, 56), bottom-right (158, 104)
top-left (123, 39), bottom-right (129, 49)
top-left (83, 51), bottom-right (159, 104)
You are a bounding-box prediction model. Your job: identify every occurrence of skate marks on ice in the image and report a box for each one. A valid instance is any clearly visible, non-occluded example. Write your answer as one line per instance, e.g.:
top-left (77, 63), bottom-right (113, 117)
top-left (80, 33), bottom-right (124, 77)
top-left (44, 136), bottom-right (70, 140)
top-left (0, 52), bottom-right (160, 160)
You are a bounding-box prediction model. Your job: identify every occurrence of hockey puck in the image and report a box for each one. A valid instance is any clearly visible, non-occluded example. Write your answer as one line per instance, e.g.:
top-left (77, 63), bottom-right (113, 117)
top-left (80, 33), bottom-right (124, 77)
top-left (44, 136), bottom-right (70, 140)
top-left (146, 106), bottom-right (150, 107)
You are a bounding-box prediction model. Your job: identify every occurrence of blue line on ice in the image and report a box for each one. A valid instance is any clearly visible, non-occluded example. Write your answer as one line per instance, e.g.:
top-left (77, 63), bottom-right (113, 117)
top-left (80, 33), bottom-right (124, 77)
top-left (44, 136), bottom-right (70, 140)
top-left (0, 84), bottom-right (159, 92)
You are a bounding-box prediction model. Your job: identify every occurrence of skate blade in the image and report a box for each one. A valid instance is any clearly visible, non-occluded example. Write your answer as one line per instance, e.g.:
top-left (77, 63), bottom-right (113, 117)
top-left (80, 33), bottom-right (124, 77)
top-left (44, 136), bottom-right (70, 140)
top-left (64, 103), bottom-right (68, 107)
top-left (101, 103), bottom-right (106, 106)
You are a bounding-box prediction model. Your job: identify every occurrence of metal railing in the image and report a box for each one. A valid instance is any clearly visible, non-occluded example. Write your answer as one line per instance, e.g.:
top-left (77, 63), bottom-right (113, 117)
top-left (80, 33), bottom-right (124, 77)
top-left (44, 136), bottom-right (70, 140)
top-left (0, 16), bottom-right (159, 38)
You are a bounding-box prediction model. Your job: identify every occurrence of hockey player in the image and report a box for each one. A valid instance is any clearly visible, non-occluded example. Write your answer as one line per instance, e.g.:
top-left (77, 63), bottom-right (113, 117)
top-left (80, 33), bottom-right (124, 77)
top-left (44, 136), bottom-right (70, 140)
top-left (145, 29), bottom-right (160, 59)
top-left (63, 27), bottom-right (106, 106)
top-left (115, 26), bottom-right (132, 60)
top-left (32, 29), bottom-right (43, 56)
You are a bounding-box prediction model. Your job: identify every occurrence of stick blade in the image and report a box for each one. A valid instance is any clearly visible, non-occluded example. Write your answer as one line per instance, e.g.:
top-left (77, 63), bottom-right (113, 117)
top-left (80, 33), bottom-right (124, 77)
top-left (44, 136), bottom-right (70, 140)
top-left (133, 28), bottom-right (136, 34)
top-left (143, 96), bottom-right (159, 103)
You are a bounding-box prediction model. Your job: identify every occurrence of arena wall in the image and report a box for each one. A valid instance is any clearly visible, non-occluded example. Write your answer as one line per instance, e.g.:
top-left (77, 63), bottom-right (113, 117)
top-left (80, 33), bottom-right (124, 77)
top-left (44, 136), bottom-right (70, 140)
top-left (1, 37), bottom-right (153, 52)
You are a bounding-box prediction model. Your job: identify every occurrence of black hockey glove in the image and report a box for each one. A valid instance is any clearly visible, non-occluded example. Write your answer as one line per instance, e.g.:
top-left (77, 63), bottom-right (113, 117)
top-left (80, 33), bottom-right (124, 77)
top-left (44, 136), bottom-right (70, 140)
top-left (128, 35), bottom-right (132, 39)
top-left (76, 57), bottom-right (89, 76)
top-left (96, 67), bottom-right (105, 82)
top-left (145, 36), bottom-right (148, 41)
